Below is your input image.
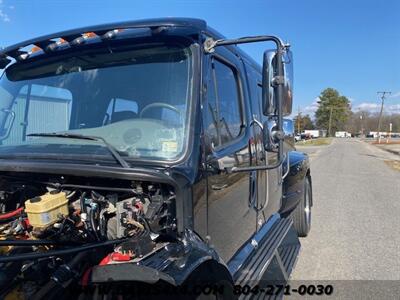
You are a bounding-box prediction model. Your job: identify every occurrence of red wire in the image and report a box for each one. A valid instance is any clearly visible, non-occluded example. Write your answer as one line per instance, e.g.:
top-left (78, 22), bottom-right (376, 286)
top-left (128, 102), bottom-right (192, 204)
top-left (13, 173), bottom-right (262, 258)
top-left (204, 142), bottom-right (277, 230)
top-left (0, 207), bottom-right (24, 220)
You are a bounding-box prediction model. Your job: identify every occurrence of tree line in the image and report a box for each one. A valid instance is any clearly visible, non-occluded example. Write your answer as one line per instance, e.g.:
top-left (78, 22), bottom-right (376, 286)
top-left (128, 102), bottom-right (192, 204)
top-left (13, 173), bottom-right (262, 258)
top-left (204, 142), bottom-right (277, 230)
top-left (294, 88), bottom-right (400, 136)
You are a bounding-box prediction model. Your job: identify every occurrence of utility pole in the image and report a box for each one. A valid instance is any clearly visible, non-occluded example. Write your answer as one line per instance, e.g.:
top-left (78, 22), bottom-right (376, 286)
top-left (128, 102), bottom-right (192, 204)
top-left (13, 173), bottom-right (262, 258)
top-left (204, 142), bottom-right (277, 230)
top-left (376, 91), bottom-right (391, 143)
top-left (328, 106), bottom-right (333, 137)
top-left (317, 100), bottom-right (342, 137)
top-left (297, 106), bottom-right (301, 134)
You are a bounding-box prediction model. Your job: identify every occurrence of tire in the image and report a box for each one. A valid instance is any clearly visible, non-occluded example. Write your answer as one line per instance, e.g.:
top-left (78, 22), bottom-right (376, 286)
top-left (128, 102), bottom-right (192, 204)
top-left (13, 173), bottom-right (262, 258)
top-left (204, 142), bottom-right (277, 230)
top-left (292, 176), bottom-right (312, 237)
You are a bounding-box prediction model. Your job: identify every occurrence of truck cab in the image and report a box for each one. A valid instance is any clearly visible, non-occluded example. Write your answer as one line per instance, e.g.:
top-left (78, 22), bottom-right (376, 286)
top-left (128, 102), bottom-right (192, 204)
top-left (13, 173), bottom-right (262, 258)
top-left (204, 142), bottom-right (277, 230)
top-left (0, 18), bottom-right (312, 299)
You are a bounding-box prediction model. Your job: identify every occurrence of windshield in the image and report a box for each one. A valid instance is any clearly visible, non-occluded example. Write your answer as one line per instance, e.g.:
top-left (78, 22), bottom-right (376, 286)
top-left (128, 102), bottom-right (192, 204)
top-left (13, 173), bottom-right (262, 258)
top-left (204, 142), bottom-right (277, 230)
top-left (0, 43), bottom-right (193, 163)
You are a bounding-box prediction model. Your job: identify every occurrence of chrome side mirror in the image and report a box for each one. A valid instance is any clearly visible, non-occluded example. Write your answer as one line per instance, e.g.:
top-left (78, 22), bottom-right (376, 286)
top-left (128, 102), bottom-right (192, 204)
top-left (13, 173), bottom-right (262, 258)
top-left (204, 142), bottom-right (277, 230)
top-left (262, 50), bottom-right (277, 116)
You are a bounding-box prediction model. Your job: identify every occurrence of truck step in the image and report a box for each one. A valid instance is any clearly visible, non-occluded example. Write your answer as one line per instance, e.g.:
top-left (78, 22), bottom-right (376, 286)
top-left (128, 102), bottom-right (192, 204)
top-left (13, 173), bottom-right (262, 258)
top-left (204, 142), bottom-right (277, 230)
top-left (235, 216), bottom-right (301, 300)
top-left (278, 244), bottom-right (301, 277)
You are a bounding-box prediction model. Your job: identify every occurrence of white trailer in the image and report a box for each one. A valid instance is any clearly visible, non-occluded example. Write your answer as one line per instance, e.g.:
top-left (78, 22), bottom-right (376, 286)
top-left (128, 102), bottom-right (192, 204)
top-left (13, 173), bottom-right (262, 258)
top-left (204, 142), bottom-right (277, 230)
top-left (335, 131), bottom-right (351, 138)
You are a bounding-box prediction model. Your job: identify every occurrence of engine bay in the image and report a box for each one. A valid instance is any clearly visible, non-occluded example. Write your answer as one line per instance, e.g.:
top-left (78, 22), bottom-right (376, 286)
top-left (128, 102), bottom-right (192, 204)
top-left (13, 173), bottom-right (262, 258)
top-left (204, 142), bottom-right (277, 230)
top-left (0, 173), bottom-right (177, 299)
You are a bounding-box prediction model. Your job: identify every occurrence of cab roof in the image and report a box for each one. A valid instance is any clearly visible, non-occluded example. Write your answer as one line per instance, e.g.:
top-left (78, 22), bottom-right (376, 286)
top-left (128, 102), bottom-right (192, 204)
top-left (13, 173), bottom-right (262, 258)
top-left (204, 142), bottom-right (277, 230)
top-left (0, 17), bottom-right (261, 71)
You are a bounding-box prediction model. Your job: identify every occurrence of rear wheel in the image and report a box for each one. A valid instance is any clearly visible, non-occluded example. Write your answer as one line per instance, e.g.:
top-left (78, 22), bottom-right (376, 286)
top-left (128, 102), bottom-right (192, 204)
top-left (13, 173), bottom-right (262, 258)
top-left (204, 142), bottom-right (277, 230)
top-left (292, 176), bottom-right (312, 237)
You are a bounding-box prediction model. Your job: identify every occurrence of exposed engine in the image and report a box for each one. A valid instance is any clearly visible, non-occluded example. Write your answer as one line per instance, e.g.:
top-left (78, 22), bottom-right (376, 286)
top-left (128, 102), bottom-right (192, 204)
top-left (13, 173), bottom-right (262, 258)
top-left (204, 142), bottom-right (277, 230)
top-left (0, 174), bottom-right (177, 299)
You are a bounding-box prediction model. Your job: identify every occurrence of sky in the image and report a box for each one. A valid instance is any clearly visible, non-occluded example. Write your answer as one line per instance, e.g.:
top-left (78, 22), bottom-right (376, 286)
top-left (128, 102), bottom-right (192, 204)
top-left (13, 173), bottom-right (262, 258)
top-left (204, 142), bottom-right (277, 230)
top-left (0, 0), bottom-right (399, 117)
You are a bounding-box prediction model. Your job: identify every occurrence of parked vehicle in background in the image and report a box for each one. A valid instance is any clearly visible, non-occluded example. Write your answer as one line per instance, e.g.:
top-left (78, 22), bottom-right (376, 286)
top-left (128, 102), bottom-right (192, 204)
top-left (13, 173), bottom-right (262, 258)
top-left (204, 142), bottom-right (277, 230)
top-left (303, 129), bottom-right (326, 138)
top-left (0, 18), bottom-right (312, 299)
top-left (335, 131), bottom-right (351, 138)
top-left (301, 132), bottom-right (312, 140)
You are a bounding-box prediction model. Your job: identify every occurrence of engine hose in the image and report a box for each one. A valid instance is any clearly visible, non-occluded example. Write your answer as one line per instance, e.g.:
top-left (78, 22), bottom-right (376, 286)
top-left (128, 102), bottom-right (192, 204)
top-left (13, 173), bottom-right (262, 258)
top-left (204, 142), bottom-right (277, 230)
top-left (0, 239), bottom-right (85, 246)
top-left (66, 190), bottom-right (77, 199)
top-left (47, 183), bottom-right (138, 194)
top-left (91, 190), bottom-right (107, 203)
top-left (89, 206), bottom-right (100, 241)
top-left (0, 239), bottom-right (59, 246)
top-left (0, 238), bottom-right (128, 263)
top-left (0, 207), bottom-right (23, 221)
top-left (99, 208), bottom-right (107, 239)
top-left (138, 216), bottom-right (152, 233)
top-left (79, 191), bottom-right (87, 213)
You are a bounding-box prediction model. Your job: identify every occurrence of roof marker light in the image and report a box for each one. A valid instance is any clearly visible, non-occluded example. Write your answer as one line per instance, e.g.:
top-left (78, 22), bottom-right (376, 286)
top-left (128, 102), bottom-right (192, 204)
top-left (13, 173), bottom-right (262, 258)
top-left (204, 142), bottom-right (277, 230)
top-left (82, 32), bottom-right (97, 39)
top-left (46, 38), bottom-right (69, 52)
top-left (58, 38), bottom-right (68, 45)
top-left (102, 29), bottom-right (123, 40)
top-left (71, 32), bottom-right (97, 46)
top-left (18, 53), bottom-right (29, 60)
top-left (30, 46), bottom-right (42, 53)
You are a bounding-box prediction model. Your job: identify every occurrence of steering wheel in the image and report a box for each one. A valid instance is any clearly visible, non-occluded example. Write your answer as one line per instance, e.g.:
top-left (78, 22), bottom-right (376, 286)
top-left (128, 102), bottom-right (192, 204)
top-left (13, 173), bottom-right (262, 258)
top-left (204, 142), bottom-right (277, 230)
top-left (139, 102), bottom-right (182, 118)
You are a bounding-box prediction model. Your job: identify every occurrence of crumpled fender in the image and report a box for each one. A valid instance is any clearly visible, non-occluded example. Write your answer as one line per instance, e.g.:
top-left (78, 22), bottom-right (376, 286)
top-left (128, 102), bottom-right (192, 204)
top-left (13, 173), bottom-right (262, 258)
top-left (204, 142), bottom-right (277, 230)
top-left (90, 229), bottom-right (231, 286)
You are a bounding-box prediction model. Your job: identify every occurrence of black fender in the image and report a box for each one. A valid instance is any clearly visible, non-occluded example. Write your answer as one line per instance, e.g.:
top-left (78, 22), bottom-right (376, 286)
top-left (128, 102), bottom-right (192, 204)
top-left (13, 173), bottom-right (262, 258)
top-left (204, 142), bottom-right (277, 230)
top-left (90, 229), bottom-right (232, 287)
top-left (280, 151), bottom-right (311, 216)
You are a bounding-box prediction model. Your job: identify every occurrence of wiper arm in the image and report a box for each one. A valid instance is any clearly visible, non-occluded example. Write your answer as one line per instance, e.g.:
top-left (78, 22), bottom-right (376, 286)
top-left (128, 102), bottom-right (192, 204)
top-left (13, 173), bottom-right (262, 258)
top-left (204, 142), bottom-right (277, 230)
top-left (27, 132), bottom-right (130, 168)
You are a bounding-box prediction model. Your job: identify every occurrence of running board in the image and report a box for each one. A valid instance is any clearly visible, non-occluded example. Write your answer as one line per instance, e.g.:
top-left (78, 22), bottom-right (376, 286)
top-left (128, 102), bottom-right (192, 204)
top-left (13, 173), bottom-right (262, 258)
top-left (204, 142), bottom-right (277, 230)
top-left (233, 217), bottom-right (301, 299)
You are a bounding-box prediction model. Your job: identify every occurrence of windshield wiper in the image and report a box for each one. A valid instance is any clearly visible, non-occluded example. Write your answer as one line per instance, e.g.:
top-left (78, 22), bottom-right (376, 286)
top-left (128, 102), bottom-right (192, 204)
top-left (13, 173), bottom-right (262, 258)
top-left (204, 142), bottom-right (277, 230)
top-left (26, 132), bottom-right (130, 168)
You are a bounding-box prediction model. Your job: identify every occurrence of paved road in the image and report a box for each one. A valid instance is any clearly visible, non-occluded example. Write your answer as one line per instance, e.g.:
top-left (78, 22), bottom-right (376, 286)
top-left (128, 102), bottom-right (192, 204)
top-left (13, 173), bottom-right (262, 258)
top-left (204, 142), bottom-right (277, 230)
top-left (291, 138), bottom-right (400, 280)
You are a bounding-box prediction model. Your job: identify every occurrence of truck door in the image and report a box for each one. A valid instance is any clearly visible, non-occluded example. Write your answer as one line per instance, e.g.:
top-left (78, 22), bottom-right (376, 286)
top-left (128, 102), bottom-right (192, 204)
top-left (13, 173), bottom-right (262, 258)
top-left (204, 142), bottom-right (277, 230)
top-left (203, 50), bottom-right (256, 263)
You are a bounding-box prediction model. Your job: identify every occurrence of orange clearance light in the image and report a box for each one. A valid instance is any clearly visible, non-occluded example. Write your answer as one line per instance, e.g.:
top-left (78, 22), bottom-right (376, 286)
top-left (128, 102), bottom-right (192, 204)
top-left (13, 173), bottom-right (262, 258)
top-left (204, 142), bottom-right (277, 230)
top-left (83, 32), bottom-right (97, 39)
top-left (30, 46), bottom-right (42, 53)
top-left (58, 38), bottom-right (68, 45)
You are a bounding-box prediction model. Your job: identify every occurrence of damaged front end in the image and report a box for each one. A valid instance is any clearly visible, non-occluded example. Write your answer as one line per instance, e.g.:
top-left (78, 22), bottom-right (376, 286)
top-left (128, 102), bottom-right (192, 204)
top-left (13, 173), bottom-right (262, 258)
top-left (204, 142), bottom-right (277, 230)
top-left (0, 20), bottom-right (229, 299)
top-left (0, 171), bottom-right (218, 299)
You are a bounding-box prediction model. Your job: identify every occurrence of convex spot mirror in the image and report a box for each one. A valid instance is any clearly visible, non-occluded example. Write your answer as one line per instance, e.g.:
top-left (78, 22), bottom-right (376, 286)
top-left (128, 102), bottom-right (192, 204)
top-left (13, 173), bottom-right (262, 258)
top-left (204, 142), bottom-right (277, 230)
top-left (262, 49), bottom-right (293, 117)
top-left (283, 119), bottom-right (295, 137)
top-left (283, 118), bottom-right (295, 149)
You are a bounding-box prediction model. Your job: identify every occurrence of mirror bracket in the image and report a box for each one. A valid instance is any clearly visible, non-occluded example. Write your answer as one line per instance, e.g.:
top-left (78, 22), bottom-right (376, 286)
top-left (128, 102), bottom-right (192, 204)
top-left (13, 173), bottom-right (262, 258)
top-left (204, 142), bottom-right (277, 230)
top-left (272, 130), bottom-right (285, 143)
top-left (203, 36), bottom-right (288, 54)
top-left (204, 38), bottom-right (218, 53)
top-left (272, 75), bottom-right (285, 86)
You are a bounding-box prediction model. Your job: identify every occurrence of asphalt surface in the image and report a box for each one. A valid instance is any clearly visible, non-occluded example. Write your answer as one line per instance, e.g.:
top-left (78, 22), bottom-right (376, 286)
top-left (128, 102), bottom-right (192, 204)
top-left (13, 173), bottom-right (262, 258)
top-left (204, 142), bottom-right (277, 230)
top-left (291, 138), bottom-right (400, 281)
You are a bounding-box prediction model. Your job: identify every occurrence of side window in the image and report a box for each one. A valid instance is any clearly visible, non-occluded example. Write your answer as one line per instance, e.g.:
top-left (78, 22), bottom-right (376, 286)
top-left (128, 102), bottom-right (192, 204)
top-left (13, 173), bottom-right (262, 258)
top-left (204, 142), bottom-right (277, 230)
top-left (105, 98), bottom-right (138, 124)
top-left (205, 58), bottom-right (243, 148)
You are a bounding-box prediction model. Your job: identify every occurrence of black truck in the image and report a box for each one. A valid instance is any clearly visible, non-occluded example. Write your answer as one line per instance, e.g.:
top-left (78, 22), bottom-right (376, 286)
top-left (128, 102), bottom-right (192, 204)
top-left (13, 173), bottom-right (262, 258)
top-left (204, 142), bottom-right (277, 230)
top-left (0, 18), bottom-right (312, 299)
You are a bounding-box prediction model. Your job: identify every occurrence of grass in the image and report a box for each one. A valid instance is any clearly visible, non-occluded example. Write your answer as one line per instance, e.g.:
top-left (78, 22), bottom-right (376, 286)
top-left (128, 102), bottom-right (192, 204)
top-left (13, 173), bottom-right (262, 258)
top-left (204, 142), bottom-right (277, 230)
top-left (371, 140), bottom-right (400, 145)
top-left (296, 137), bottom-right (333, 146)
top-left (384, 160), bottom-right (400, 172)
